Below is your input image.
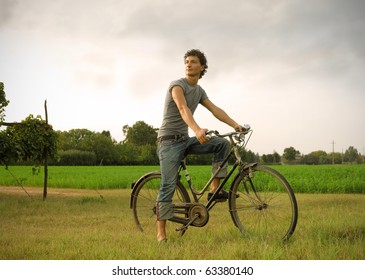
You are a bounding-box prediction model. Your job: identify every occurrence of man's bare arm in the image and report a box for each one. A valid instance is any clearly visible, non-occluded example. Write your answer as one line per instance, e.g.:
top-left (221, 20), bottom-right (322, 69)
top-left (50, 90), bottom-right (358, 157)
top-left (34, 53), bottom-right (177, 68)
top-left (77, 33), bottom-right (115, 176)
top-left (171, 86), bottom-right (209, 144)
top-left (202, 98), bottom-right (242, 130)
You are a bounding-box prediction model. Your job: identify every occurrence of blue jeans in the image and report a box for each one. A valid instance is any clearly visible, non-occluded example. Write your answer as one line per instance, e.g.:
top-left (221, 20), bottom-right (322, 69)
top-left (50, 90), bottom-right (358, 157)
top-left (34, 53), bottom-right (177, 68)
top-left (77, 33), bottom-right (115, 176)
top-left (156, 136), bottom-right (230, 220)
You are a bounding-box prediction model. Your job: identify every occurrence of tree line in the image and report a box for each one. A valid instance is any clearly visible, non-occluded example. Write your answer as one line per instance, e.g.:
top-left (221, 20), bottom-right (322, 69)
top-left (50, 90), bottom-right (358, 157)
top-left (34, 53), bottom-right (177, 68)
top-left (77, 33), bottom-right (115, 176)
top-left (54, 121), bottom-right (259, 165)
top-left (3, 119), bottom-right (362, 166)
top-left (1, 82), bottom-right (363, 166)
top-left (281, 146), bottom-right (363, 165)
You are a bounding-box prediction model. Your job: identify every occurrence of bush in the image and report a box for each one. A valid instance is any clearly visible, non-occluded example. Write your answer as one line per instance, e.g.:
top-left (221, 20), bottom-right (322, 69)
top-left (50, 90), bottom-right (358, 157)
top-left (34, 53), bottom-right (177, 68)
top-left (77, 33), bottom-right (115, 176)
top-left (56, 150), bottom-right (97, 166)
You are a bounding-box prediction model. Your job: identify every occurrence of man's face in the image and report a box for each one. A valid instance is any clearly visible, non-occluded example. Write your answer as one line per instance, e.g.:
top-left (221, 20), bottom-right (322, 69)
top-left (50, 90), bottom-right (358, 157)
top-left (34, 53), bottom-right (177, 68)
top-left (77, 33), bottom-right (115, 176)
top-left (185, 55), bottom-right (205, 78)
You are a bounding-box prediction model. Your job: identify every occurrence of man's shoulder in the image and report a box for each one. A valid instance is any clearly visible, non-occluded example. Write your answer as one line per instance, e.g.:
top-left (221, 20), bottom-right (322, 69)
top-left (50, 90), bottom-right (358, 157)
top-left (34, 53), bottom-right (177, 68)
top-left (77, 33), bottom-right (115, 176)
top-left (168, 78), bottom-right (187, 92)
top-left (169, 78), bottom-right (205, 90)
top-left (169, 78), bottom-right (186, 86)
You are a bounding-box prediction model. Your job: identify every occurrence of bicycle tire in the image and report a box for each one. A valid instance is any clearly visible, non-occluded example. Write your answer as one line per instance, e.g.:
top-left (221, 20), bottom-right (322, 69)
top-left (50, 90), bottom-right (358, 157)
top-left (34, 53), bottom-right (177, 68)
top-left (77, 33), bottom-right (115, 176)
top-left (229, 165), bottom-right (298, 241)
top-left (131, 171), bottom-right (191, 235)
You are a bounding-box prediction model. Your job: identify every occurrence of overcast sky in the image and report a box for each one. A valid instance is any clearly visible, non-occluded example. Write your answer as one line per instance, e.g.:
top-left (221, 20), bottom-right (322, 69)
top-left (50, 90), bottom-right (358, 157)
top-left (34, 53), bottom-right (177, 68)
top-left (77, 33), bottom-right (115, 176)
top-left (1, 0), bottom-right (364, 155)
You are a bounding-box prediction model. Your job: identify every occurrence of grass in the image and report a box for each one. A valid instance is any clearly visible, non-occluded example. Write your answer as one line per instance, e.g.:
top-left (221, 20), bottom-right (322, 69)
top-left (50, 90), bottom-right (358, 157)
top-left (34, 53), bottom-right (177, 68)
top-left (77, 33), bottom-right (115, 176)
top-left (1, 164), bottom-right (364, 193)
top-left (0, 187), bottom-right (364, 260)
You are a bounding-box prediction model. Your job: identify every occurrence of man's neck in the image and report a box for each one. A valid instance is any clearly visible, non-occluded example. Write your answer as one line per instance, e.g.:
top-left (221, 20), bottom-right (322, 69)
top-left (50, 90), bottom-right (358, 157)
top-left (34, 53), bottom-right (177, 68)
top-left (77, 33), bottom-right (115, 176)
top-left (185, 75), bottom-right (199, 86)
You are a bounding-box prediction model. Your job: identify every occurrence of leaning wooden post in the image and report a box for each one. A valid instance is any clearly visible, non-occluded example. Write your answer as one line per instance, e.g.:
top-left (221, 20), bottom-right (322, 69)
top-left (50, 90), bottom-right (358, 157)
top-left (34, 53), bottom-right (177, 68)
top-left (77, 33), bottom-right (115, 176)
top-left (43, 100), bottom-right (48, 200)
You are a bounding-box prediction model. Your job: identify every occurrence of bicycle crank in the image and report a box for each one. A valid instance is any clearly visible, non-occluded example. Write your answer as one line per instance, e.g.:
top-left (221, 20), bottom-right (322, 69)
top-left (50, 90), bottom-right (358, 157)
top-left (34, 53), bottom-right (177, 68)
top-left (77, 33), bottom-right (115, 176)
top-left (174, 203), bottom-right (209, 233)
top-left (189, 204), bottom-right (209, 227)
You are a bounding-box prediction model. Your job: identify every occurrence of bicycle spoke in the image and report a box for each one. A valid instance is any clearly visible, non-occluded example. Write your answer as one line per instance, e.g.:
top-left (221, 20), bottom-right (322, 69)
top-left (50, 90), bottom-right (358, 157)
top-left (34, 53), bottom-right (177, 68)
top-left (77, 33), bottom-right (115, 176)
top-left (229, 165), bottom-right (298, 241)
top-left (131, 173), bottom-right (191, 236)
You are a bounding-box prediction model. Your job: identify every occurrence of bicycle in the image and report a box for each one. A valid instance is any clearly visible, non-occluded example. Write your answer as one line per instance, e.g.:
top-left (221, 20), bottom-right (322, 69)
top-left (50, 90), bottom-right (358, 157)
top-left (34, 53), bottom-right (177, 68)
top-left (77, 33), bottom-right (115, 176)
top-left (130, 127), bottom-right (298, 241)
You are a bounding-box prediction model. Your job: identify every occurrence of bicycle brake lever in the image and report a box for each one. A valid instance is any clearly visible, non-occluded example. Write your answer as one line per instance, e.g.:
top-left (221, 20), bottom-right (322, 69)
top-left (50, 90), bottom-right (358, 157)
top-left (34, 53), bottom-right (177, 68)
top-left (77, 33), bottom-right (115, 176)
top-left (206, 130), bottom-right (219, 138)
top-left (243, 124), bottom-right (251, 132)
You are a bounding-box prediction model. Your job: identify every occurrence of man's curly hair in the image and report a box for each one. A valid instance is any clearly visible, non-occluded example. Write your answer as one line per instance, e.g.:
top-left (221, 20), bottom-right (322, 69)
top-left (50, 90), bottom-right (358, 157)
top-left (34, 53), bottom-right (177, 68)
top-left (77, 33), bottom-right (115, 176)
top-left (184, 49), bottom-right (208, 79)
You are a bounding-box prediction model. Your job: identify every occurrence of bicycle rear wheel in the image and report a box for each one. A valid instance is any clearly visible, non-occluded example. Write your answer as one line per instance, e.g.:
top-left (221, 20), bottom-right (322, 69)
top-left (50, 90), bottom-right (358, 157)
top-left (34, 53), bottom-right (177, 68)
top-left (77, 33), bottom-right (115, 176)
top-left (229, 165), bottom-right (298, 241)
top-left (131, 172), bottom-right (190, 235)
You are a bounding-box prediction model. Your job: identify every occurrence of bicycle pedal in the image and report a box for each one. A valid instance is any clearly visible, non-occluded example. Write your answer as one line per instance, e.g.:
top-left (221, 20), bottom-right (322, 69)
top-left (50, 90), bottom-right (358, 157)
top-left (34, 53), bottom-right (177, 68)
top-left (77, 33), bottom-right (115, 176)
top-left (176, 225), bottom-right (187, 232)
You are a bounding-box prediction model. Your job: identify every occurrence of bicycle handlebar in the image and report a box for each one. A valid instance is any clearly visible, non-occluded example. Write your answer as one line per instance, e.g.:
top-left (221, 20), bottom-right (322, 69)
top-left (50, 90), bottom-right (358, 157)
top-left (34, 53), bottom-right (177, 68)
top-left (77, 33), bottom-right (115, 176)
top-left (206, 124), bottom-right (251, 138)
top-left (206, 124), bottom-right (252, 146)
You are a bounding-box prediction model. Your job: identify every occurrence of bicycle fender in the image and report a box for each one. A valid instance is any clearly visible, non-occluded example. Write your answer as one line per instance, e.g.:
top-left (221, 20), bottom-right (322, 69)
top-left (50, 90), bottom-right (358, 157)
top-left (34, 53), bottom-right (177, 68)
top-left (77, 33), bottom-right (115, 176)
top-left (240, 162), bottom-right (257, 172)
top-left (230, 163), bottom-right (258, 189)
top-left (130, 171), bottom-right (161, 209)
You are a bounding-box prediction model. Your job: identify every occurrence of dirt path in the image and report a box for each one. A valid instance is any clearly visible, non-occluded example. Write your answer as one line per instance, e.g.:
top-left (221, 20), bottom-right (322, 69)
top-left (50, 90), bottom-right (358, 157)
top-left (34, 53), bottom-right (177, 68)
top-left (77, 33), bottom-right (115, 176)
top-left (0, 186), bottom-right (110, 198)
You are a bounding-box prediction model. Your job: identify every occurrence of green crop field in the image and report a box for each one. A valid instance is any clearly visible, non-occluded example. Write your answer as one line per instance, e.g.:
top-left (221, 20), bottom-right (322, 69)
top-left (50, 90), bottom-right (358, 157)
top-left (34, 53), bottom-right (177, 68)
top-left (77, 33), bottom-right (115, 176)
top-left (0, 164), bottom-right (364, 193)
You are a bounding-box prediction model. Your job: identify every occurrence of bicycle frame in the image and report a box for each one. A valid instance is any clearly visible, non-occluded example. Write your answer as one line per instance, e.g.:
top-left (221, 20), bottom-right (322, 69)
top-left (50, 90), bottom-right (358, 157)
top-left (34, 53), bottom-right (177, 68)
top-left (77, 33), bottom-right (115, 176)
top-left (131, 127), bottom-right (298, 240)
top-left (178, 150), bottom-right (237, 209)
top-left (165, 130), bottom-right (253, 229)
top-left (177, 130), bottom-right (253, 209)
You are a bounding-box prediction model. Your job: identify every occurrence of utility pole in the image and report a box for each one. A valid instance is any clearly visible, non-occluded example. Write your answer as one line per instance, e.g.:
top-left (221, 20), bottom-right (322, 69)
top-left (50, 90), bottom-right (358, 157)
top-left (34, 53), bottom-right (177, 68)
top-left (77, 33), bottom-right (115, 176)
top-left (43, 100), bottom-right (48, 200)
top-left (331, 140), bottom-right (335, 165)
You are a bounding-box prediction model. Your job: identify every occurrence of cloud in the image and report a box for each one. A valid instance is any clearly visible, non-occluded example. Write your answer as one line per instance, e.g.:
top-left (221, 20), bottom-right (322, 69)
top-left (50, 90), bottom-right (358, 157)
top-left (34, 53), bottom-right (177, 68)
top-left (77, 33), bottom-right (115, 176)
top-left (0, 0), bottom-right (16, 28)
top-left (1, 0), bottom-right (364, 153)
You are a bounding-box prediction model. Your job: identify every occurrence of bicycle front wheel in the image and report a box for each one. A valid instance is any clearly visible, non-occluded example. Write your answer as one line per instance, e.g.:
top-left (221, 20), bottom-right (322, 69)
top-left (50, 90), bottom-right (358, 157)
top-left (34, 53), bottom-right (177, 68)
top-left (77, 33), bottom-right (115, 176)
top-left (131, 172), bottom-right (190, 235)
top-left (229, 165), bottom-right (298, 241)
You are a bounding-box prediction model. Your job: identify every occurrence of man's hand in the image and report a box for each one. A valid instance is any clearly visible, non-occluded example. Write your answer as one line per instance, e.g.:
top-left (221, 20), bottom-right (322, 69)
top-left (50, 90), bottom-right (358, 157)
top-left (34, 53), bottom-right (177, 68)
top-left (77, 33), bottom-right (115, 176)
top-left (195, 128), bottom-right (209, 144)
top-left (234, 125), bottom-right (244, 132)
top-left (235, 124), bottom-right (250, 133)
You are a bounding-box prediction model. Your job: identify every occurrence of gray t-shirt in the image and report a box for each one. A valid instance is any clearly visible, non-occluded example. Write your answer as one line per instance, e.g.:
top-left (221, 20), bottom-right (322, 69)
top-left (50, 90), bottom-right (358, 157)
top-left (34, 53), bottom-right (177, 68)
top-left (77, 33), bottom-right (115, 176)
top-left (158, 78), bottom-right (208, 137)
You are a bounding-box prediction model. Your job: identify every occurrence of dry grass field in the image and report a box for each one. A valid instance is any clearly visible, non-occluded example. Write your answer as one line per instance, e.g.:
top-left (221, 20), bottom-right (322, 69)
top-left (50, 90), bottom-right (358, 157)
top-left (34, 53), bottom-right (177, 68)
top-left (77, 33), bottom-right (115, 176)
top-left (1, 186), bottom-right (364, 260)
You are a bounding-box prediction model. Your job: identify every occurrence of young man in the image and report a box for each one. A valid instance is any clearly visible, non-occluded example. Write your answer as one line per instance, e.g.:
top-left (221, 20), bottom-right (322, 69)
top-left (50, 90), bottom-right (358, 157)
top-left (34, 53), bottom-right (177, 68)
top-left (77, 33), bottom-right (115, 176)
top-left (156, 49), bottom-right (245, 243)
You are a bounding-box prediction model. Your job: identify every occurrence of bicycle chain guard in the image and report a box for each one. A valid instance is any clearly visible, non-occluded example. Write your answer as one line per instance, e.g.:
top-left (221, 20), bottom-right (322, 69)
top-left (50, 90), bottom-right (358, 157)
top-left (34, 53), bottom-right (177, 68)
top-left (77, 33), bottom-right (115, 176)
top-left (173, 203), bottom-right (209, 229)
top-left (189, 203), bottom-right (209, 227)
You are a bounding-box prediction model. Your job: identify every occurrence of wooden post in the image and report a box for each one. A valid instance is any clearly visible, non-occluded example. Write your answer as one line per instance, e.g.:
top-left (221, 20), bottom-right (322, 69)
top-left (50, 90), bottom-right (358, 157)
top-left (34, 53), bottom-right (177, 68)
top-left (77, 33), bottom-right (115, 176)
top-left (43, 100), bottom-right (48, 200)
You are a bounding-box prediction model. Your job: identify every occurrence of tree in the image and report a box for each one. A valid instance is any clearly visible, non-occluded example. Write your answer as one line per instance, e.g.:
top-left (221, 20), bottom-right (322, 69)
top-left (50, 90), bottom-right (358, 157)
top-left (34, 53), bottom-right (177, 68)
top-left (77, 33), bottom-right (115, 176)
top-left (56, 129), bottom-right (119, 165)
top-left (344, 146), bottom-right (359, 163)
top-left (0, 82), bottom-right (10, 123)
top-left (304, 150), bottom-right (328, 165)
top-left (261, 151), bottom-right (281, 164)
top-left (119, 121), bottom-right (159, 164)
top-left (283, 147), bottom-right (300, 162)
top-left (1, 114), bottom-right (58, 166)
top-left (12, 115), bottom-right (57, 164)
top-left (62, 129), bottom-right (94, 151)
top-left (261, 154), bottom-right (271, 164)
top-left (92, 132), bottom-right (118, 165)
top-left (273, 151), bottom-right (281, 163)
top-left (1, 84), bottom-right (57, 199)
top-left (0, 127), bottom-right (18, 165)
top-left (328, 152), bottom-right (343, 164)
top-left (122, 121), bottom-right (157, 146)
top-left (116, 142), bottom-right (141, 165)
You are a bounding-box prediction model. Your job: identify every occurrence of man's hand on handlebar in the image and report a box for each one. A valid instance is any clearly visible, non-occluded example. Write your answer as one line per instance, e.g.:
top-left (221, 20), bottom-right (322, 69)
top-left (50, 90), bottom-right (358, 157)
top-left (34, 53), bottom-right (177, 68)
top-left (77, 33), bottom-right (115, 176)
top-left (235, 124), bottom-right (251, 133)
top-left (200, 124), bottom-right (251, 144)
top-left (196, 128), bottom-right (209, 144)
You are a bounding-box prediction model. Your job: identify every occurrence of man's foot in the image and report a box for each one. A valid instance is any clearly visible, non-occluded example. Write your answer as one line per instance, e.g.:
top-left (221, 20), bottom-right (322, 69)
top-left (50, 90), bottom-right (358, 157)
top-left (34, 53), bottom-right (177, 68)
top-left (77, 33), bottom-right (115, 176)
top-left (207, 190), bottom-right (229, 202)
top-left (157, 219), bottom-right (167, 244)
top-left (207, 190), bottom-right (239, 202)
top-left (158, 238), bottom-right (167, 245)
